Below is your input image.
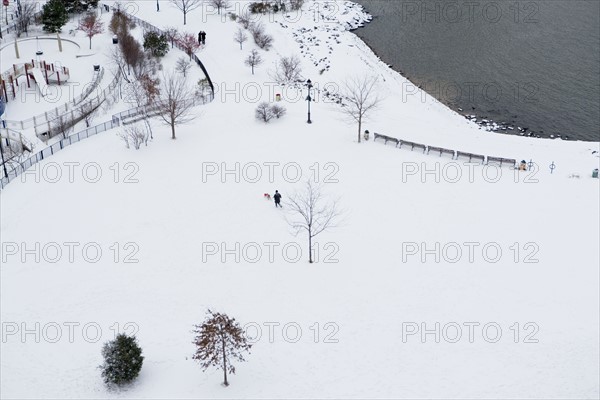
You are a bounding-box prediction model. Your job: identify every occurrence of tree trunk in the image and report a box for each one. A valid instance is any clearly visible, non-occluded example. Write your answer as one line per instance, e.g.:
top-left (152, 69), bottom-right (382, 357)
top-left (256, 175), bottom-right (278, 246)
top-left (171, 120), bottom-right (176, 139)
top-left (89, 36), bottom-right (92, 49)
top-left (222, 337), bottom-right (228, 386)
top-left (184, 12), bottom-right (187, 25)
top-left (357, 116), bottom-right (362, 143)
top-left (308, 229), bottom-right (313, 263)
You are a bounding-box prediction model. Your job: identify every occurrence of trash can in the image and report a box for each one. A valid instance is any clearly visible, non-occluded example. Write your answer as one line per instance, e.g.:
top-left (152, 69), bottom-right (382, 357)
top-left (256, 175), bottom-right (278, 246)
top-left (275, 93), bottom-right (281, 101)
top-left (364, 130), bottom-right (370, 141)
top-left (593, 169), bottom-right (599, 178)
top-left (112, 35), bottom-right (118, 44)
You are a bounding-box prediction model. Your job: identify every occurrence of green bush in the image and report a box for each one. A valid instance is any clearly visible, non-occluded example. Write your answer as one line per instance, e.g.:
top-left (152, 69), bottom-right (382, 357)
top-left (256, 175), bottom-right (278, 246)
top-left (249, 2), bottom-right (272, 14)
top-left (143, 31), bottom-right (170, 57)
top-left (100, 334), bottom-right (144, 386)
top-left (41, 0), bottom-right (68, 33)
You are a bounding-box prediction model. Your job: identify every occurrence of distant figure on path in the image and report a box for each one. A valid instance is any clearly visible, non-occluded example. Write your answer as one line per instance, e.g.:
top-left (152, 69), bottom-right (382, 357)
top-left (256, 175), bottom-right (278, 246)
top-left (198, 31), bottom-right (202, 44)
top-left (201, 31), bottom-right (206, 44)
top-left (274, 190), bottom-right (282, 208)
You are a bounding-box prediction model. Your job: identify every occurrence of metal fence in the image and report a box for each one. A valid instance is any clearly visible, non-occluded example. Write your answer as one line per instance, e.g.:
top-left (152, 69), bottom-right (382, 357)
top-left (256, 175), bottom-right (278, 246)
top-left (0, 119), bottom-right (119, 189)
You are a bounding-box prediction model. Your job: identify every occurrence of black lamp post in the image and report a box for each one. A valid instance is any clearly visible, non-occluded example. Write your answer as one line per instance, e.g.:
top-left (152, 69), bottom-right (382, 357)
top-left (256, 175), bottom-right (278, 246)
top-left (306, 79), bottom-right (313, 124)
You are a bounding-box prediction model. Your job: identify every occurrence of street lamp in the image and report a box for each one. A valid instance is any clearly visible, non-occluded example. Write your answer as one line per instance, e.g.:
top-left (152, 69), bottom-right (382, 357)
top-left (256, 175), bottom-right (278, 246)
top-left (306, 79), bottom-right (312, 124)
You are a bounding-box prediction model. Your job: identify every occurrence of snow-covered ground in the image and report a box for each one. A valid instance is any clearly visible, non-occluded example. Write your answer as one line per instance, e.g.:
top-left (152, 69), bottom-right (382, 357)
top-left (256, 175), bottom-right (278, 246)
top-left (1, 1), bottom-right (599, 398)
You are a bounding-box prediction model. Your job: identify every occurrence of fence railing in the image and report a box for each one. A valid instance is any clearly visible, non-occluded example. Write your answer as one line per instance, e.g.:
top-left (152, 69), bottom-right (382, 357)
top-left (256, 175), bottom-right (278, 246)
top-left (0, 119), bottom-right (119, 189)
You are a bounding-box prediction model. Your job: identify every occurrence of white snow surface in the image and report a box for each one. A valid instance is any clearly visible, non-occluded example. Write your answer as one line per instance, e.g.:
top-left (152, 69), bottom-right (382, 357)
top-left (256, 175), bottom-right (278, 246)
top-left (1, 1), bottom-right (599, 398)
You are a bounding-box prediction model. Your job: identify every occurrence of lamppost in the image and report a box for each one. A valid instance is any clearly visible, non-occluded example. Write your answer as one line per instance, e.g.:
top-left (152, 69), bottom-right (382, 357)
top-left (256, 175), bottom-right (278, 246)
top-left (3, 0), bottom-right (9, 26)
top-left (156, 0), bottom-right (160, 11)
top-left (306, 79), bottom-right (312, 124)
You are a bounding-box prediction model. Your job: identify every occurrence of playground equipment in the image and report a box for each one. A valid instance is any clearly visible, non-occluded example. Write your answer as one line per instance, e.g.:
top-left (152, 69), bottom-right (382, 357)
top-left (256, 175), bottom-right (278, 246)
top-left (0, 60), bottom-right (70, 101)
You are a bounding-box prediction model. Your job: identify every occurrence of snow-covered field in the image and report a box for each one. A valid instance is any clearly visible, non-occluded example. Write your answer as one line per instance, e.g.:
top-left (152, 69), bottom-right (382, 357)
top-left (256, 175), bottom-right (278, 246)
top-left (1, 1), bottom-right (599, 398)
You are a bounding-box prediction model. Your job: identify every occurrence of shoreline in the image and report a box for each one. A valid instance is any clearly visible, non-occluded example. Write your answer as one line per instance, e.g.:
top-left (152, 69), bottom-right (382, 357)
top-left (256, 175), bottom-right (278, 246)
top-left (348, 1), bottom-right (589, 143)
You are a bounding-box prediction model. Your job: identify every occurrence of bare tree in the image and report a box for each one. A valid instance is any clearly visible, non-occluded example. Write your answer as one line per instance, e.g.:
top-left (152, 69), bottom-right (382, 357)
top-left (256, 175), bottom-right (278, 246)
top-left (78, 100), bottom-right (101, 127)
top-left (175, 56), bottom-right (192, 77)
top-left (270, 55), bottom-right (302, 83)
top-left (163, 26), bottom-right (180, 48)
top-left (286, 180), bottom-right (342, 263)
top-left (255, 102), bottom-right (273, 123)
top-left (271, 104), bottom-right (286, 119)
top-left (178, 32), bottom-right (200, 60)
top-left (78, 12), bottom-right (105, 49)
top-left (244, 49), bottom-right (262, 75)
top-left (340, 75), bottom-right (381, 143)
top-left (208, 0), bottom-right (230, 14)
top-left (192, 310), bottom-right (252, 387)
top-left (50, 114), bottom-right (75, 139)
top-left (15, 1), bottom-right (38, 37)
top-left (157, 72), bottom-right (196, 139)
top-left (250, 22), bottom-right (273, 50)
top-left (118, 123), bottom-right (147, 149)
top-left (123, 74), bottom-right (160, 140)
top-left (237, 12), bottom-right (252, 29)
top-left (233, 27), bottom-right (247, 50)
top-left (169, 0), bottom-right (202, 25)
top-left (255, 103), bottom-right (286, 123)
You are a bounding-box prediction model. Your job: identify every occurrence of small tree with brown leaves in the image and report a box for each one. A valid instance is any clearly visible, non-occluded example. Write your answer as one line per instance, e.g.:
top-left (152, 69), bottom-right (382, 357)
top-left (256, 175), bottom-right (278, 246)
top-left (178, 32), bottom-right (200, 60)
top-left (192, 310), bottom-right (252, 387)
top-left (78, 12), bottom-right (104, 49)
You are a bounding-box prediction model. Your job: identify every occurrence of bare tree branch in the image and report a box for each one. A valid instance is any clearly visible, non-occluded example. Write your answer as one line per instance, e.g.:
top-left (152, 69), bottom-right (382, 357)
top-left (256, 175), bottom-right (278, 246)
top-left (157, 72), bottom-right (197, 139)
top-left (169, 0), bottom-right (202, 25)
top-left (340, 75), bottom-right (381, 143)
top-left (285, 180), bottom-right (342, 263)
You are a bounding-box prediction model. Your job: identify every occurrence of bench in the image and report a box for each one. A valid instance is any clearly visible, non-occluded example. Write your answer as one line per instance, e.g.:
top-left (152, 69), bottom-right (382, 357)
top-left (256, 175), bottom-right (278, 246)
top-left (374, 133), bottom-right (400, 147)
top-left (487, 156), bottom-right (517, 168)
top-left (427, 146), bottom-right (456, 159)
top-left (456, 151), bottom-right (485, 163)
top-left (399, 140), bottom-right (427, 153)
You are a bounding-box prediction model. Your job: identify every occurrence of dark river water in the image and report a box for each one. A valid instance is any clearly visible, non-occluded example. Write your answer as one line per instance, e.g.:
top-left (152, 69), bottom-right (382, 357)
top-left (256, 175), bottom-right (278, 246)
top-left (353, 0), bottom-right (600, 141)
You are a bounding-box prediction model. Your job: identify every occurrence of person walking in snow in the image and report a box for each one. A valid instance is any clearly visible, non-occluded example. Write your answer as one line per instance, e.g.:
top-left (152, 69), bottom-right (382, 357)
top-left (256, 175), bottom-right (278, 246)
top-left (273, 190), bottom-right (282, 208)
top-left (201, 31), bottom-right (206, 45)
top-left (198, 31), bottom-right (202, 44)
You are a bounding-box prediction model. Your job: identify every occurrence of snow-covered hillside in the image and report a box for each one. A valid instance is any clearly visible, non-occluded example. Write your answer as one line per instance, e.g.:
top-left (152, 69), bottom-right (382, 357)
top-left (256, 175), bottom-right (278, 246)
top-left (1, 1), bottom-right (599, 398)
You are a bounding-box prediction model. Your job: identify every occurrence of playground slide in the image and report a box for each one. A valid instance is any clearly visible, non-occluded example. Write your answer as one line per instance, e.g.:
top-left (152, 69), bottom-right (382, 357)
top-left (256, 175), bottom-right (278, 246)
top-left (29, 68), bottom-right (49, 97)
